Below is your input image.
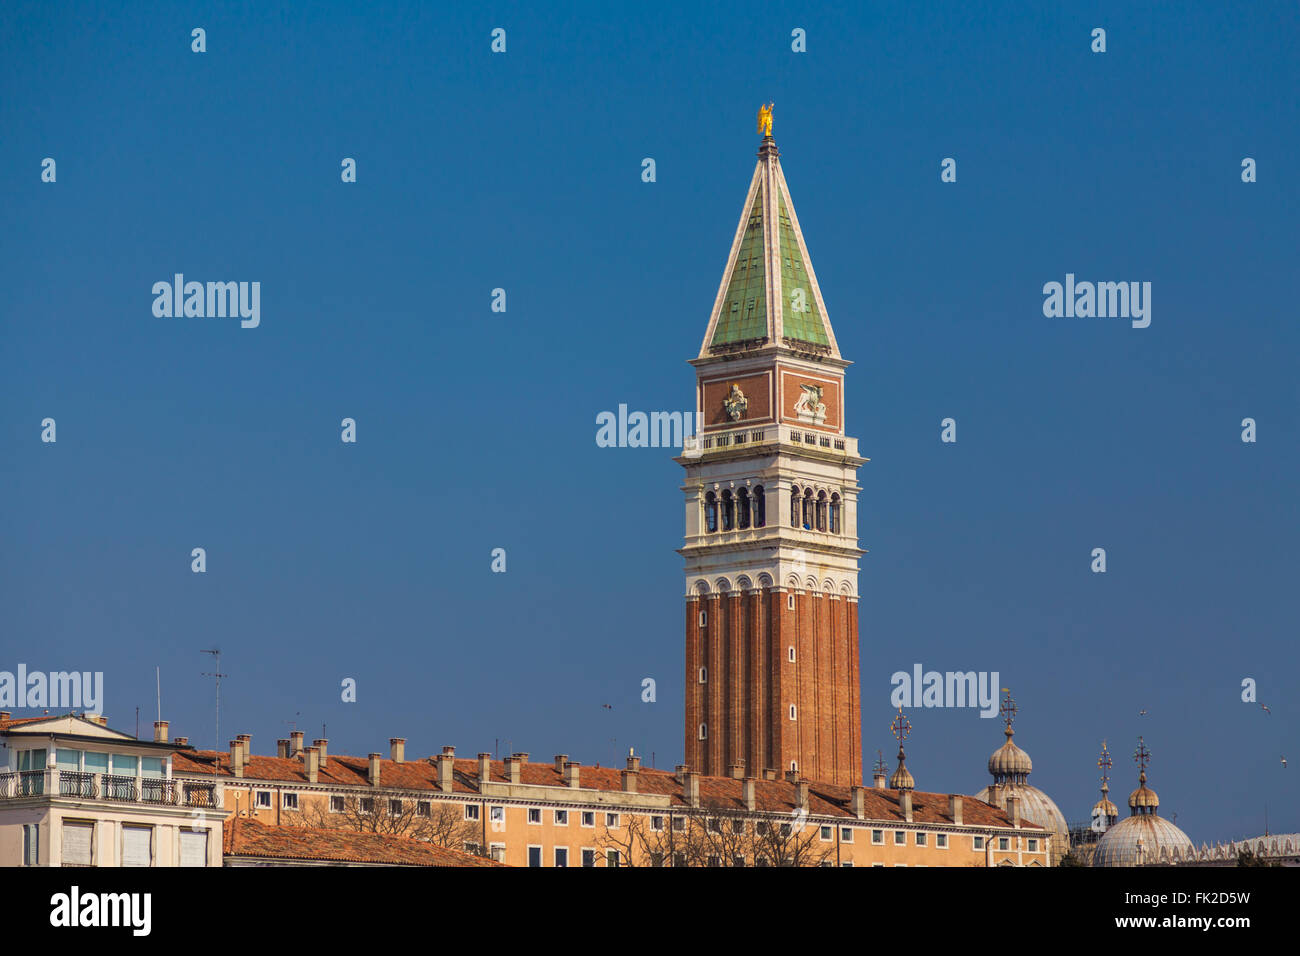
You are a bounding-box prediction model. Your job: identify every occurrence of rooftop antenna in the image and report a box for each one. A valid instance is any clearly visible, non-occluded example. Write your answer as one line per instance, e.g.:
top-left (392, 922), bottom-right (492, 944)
top-left (156, 665), bottom-right (162, 724)
top-left (200, 648), bottom-right (227, 775)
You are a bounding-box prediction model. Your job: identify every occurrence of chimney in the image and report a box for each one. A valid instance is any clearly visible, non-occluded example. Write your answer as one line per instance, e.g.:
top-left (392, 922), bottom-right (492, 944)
top-left (674, 764), bottom-right (689, 784)
top-left (873, 767), bottom-right (888, 789)
top-left (684, 771), bottom-right (700, 808)
top-left (153, 720), bottom-right (169, 743)
top-left (229, 740), bottom-right (244, 779)
top-left (949, 794), bottom-right (963, 826)
top-left (626, 754), bottom-right (641, 773)
top-left (900, 791), bottom-right (913, 823)
top-left (173, 736), bottom-right (188, 747)
top-left (505, 755), bottom-right (521, 785)
top-left (795, 779), bottom-right (809, 812)
top-left (554, 754), bottom-right (568, 774)
top-left (237, 734), bottom-right (251, 763)
top-left (312, 738), bottom-right (327, 767)
top-left (565, 760), bottom-right (581, 789)
top-left (277, 738), bottom-right (290, 759)
top-left (743, 778), bottom-right (756, 812)
top-left (290, 731), bottom-right (304, 756)
top-left (784, 768), bottom-right (799, 783)
top-left (478, 752), bottom-right (492, 784)
top-left (1007, 794), bottom-right (1021, 828)
top-left (368, 753), bottom-right (381, 787)
top-left (622, 754), bottom-right (640, 793)
top-left (728, 762), bottom-right (745, 779)
top-left (390, 738), bottom-right (406, 763)
top-left (851, 786), bottom-right (866, 820)
top-left (304, 746), bottom-right (319, 784)
top-left (436, 751), bottom-right (455, 793)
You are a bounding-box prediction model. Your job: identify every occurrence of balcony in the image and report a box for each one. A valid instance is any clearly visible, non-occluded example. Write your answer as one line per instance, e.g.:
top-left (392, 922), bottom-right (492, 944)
top-left (0, 769), bottom-right (197, 807)
top-left (683, 428), bottom-right (857, 460)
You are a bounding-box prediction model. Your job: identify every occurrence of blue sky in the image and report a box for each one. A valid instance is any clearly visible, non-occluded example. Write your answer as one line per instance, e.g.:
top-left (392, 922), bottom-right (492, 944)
top-left (2, 1), bottom-right (1297, 845)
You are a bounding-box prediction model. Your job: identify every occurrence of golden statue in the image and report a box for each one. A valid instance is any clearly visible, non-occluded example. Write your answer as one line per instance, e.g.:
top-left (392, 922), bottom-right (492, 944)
top-left (757, 102), bottom-right (774, 137)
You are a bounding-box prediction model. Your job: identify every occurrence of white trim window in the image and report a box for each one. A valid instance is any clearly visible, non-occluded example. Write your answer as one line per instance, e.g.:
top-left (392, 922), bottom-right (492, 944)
top-left (255, 791), bottom-right (272, 809)
top-left (605, 812), bottom-right (620, 829)
top-left (554, 810), bottom-right (568, 825)
top-left (464, 804), bottom-right (480, 821)
top-left (527, 808), bottom-right (542, 824)
top-left (973, 836), bottom-right (985, 850)
top-left (282, 792), bottom-right (299, 810)
top-left (554, 847), bottom-right (569, 867)
top-left (840, 827), bottom-right (854, 843)
top-left (527, 845), bottom-right (543, 867)
top-left (936, 833), bottom-right (948, 849)
top-left (871, 829), bottom-right (884, 845)
top-left (581, 811), bottom-right (595, 828)
top-left (330, 795), bottom-right (345, 813)
top-left (489, 805), bottom-right (505, 825)
top-left (894, 830), bottom-right (906, 845)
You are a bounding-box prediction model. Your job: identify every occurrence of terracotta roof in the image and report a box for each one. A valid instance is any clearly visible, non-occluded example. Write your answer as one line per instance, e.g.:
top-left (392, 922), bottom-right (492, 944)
top-left (0, 716), bottom-right (50, 731)
top-left (174, 749), bottom-right (1037, 831)
top-left (221, 817), bottom-right (504, 867)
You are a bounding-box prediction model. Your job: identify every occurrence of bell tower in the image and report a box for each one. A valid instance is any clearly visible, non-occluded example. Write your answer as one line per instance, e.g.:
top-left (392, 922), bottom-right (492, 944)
top-left (679, 119), bottom-right (866, 787)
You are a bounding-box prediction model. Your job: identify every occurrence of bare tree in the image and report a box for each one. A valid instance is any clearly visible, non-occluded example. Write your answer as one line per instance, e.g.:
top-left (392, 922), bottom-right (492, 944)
top-left (296, 794), bottom-right (480, 851)
top-left (597, 804), bottom-right (832, 867)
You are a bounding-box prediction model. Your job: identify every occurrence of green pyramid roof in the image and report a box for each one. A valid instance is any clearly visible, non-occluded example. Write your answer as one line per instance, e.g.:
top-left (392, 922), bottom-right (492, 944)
top-left (701, 137), bottom-right (838, 358)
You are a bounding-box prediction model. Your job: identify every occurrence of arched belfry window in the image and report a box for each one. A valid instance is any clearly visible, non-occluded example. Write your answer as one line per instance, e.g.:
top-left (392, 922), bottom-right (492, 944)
top-left (753, 486), bottom-right (766, 527)
top-left (790, 487), bottom-right (800, 528)
top-left (816, 491), bottom-right (827, 532)
top-left (721, 490), bottom-right (735, 531)
top-left (802, 489), bottom-right (814, 530)
top-left (830, 493), bottom-right (841, 534)
top-left (704, 492), bottom-right (718, 533)
top-left (737, 488), bottom-right (751, 530)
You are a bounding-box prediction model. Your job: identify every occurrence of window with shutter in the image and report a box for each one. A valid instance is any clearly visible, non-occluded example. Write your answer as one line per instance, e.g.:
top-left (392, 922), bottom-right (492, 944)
top-left (62, 821), bottom-right (93, 866)
top-left (121, 826), bottom-right (152, 867)
top-left (23, 824), bottom-right (39, 866)
top-left (179, 829), bottom-right (208, 867)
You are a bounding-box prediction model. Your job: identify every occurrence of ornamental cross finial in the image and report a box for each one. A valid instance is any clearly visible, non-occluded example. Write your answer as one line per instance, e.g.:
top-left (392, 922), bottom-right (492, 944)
top-left (1134, 737), bottom-right (1151, 774)
top-left (999, 688), bottom-right (1016, 729)
top-left (757, 102), bottom-right (774, 138)
top-left (1098, 740), bottom-right (1112, 785)
top-left (891, 707), bottom-right (911, 750)
top-left (873, 749), bottom-right (887, 776)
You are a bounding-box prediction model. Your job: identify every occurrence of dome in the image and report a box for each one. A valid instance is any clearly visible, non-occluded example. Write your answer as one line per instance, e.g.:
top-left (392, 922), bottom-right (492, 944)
top-left (1091, 814), bottom-right (1193, 867)
top-left (1129, 783), bottom-right (1159, 811)
top-left (889, 754), bottom-right (914, 791)
top-left (989, 738), bottom-right (1033, 777)
top-left (976, 783), bottom-right (1069, 856)
top-left (1093, 795), bottom-right (1119, 819)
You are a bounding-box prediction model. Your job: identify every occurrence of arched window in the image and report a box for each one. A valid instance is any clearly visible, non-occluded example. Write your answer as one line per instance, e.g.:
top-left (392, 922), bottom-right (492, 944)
top-left (753, 486), bottom-right (766, 527)
top-left (704, 492), bottom-right (718, 533)
top-left (802, 490), bottom-right (814, 530)
top-left (737, 488), bottom-right (751, 529)
top-left (790, 486), bottom-right (800, 527)
top-left (699, 724), bottom-right (708, 740)
top-left (830, 493), bottom-right (841, 534)
top-left (698, 667), bottom-right (707, 683)
top-left (721, 490), bottom-right (735, 531)
top-left (816, 491), bottom-right (827, 531)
